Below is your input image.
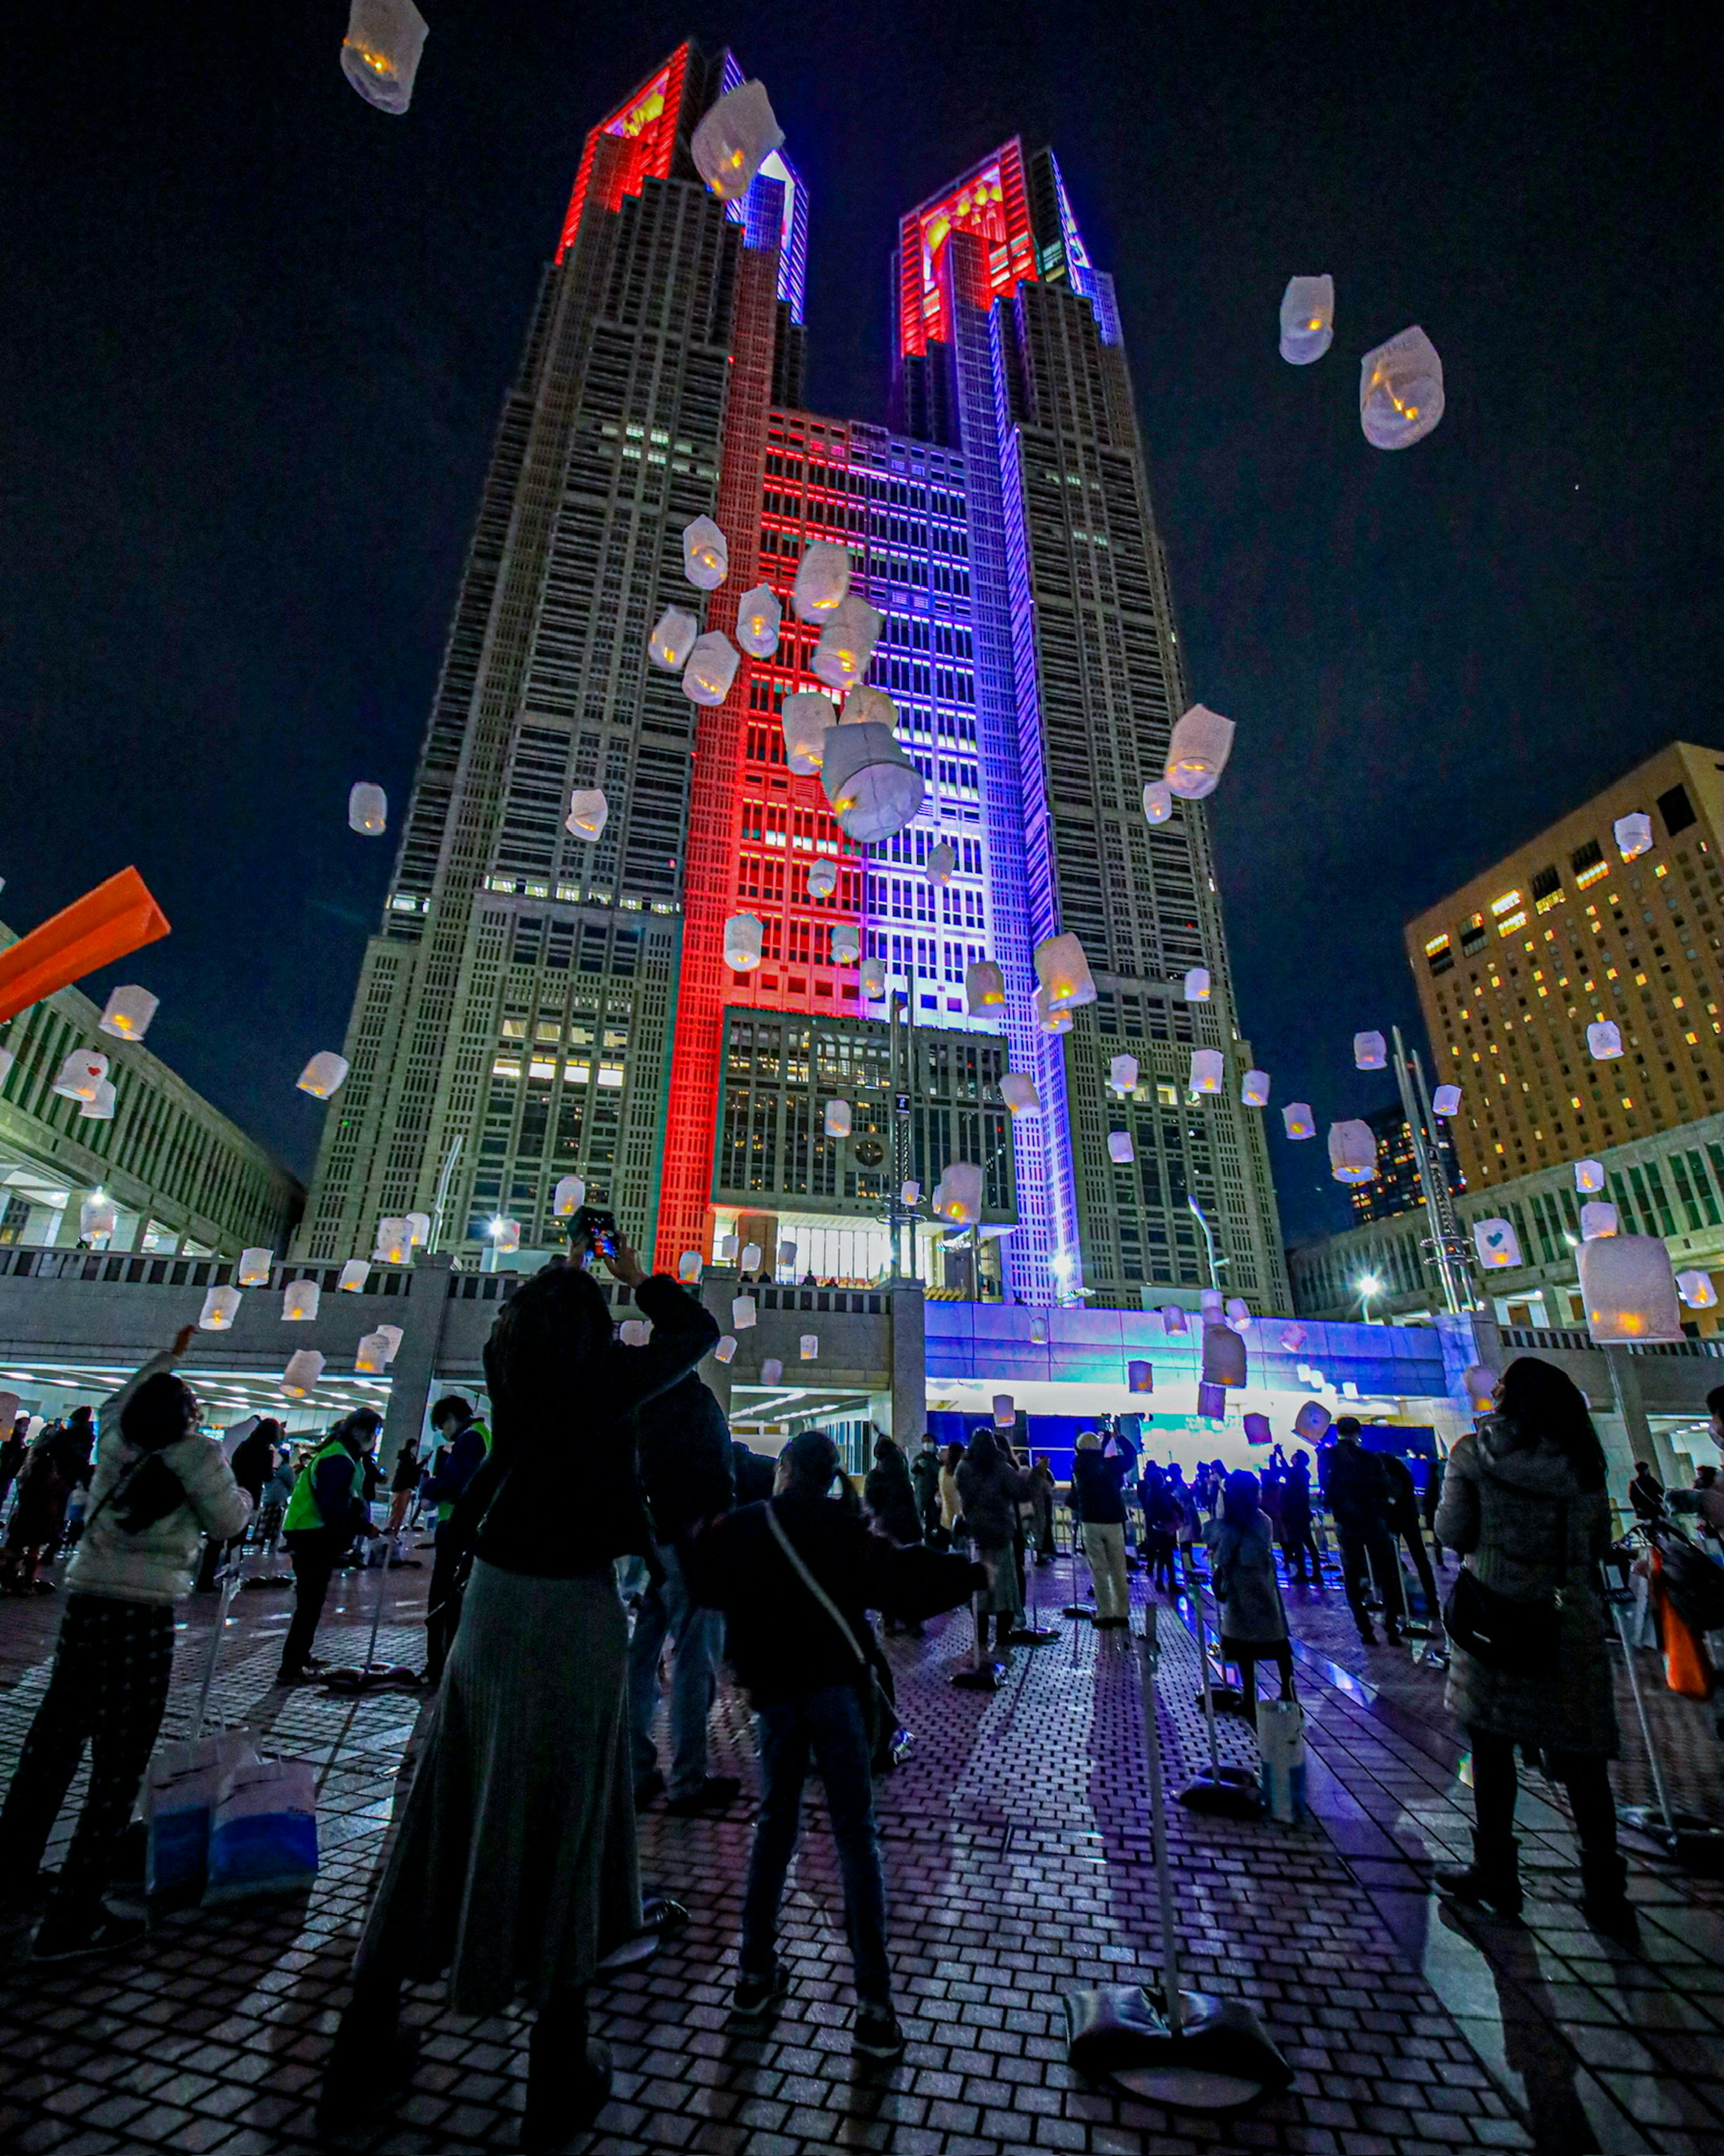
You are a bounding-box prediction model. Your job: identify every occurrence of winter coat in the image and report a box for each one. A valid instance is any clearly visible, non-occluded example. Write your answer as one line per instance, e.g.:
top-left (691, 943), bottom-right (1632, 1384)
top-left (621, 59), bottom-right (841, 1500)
top-left (910, 1446), bottom-right (942, 1523)
top-left (1322, 1440), bottom-right (1391, 1531)
top-left (1071, 1445), bottom-right (1128, 1526)
top-left (863, 1457), bottom-right (923, 1546)
top-left (66, 1352), bottom-right (253, 1606)
top-left (1202, 1513), bottom-right (1288, 1645)
top-left (1434, 1414), bottom-right (1617, 1756)
top-left (954, 1451), bottom-right (1034, 1550)
top-left (635, 1373), bottom-right (734, 1543)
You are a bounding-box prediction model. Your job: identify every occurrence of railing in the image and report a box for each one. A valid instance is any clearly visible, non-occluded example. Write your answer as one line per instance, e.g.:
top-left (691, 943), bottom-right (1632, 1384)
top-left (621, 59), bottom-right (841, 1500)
top-left (1499, 1321), bottom-right (1724, 1360)
top-left (0, 1248), bottom-right (413, 1296)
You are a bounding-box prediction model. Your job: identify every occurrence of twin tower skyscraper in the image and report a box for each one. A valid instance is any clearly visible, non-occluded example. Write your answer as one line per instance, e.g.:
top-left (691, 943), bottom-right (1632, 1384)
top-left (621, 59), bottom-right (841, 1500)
top-left (299, 43), bottom-right (1288, 1311)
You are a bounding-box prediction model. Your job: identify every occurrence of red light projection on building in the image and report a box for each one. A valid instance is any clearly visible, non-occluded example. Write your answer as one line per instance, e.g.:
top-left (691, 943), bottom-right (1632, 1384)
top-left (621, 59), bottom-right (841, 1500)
top-left (897, 139), bottom-right (1036, 357)
top-left (556, 44), bottom-right (690, 261)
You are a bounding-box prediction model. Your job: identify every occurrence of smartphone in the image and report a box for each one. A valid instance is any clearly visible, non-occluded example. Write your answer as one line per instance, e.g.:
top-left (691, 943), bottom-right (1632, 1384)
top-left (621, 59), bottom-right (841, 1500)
top-left (570, 1204), bottom-right (619, 1258)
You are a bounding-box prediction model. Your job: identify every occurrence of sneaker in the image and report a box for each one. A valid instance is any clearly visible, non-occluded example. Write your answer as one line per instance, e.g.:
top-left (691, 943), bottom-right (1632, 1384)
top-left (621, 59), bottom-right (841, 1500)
top-left (31, 1907), bottom-right (148, 1962)
top-left (633, 1769), bottom-right (666, 1812)
top-left (732, 1961), bottom-right (791, 2019)
top-left (664, 1774), bottom-right (741, 1817)
top-left (853, 2005), bottom-right (906, 2060)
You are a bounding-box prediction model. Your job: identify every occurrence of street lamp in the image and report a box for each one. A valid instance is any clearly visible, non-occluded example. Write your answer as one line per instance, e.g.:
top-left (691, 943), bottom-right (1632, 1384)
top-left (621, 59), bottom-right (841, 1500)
top-left (1357, 1272), bottom-right (1382, 1322)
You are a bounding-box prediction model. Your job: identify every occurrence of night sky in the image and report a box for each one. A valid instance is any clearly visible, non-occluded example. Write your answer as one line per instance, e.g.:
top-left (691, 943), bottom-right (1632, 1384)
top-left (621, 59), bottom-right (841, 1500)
top-left (1, 4), bottom-right (1714, 1243)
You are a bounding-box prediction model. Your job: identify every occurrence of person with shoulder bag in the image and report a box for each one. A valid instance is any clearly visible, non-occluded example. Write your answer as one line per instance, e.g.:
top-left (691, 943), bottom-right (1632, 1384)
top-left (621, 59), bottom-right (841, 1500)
top-left (1434, 1356), bottom-right (1635, 1944)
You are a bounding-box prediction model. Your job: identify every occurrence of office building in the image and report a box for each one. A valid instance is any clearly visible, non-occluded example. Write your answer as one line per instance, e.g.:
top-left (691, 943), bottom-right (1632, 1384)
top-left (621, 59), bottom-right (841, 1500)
top-left (1347, 1101), bottom-right (1463, 1226)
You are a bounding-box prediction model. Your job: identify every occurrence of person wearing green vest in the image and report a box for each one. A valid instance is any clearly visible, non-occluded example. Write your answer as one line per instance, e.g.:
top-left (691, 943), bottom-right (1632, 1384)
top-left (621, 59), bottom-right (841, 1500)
top-left (276, 1410), bottom-right (381, 1684)
top-left (422, 1397), bottom-right (493, 1685)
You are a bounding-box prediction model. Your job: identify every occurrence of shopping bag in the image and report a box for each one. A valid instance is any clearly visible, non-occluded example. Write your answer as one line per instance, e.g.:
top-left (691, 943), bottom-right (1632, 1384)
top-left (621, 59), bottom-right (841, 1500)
top-left (203, 1756), bottom-right (319, 1903)
top-left (1254, 1697), bottom-right (1307, 1823)
top-left (144, 1731), bottom-right (258, 1897)
top-left (1653, 1556), bottom-right (1714, 1700)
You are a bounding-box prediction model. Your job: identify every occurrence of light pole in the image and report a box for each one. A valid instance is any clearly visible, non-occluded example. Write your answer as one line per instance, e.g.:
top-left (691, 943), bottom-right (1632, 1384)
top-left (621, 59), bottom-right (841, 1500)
top-left (1187, 1194), bottom-right (1224, 1291)
top-left (1357, 1272), bottom-right (1382, 1323)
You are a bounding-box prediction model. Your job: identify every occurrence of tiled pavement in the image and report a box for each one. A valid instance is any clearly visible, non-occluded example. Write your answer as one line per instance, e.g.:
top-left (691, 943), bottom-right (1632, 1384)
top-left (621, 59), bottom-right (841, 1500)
top-left (0, 1534), bottom-right (1720, 2155)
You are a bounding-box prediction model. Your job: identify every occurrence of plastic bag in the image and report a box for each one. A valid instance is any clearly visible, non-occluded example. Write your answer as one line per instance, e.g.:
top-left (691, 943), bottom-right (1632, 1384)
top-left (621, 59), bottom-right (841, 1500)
top-left (145, 1731), bottom-right (259, 1897)
top-left (204, 1756), bottom-right (320, 1903)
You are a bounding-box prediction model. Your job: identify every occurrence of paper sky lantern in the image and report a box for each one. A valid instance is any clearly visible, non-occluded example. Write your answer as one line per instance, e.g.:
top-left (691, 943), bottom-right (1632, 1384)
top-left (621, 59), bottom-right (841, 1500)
top-left (77, 1079), bottom-right (114, 1120)
top-left (1280, 1323), bottom-right (1307, 1352)
top-left (1036, 932), bottom-right (1096, 1010)
top-left (1579, 1233), bottom-right (1683, 1344)
top-left (1110, 1054), bottom-right (1139, 1093)
top-left (724, 914), bottom-right (764, 972)
top-left (927, 841), bottom-right (956, 885)
top-left (830, 922), bottom-right (860, 965)
top-left (1293, 1399), bottom-right (1331, 1442)
top-left (282, 1280), bottom-right (320, 1321)
top-left (1279, 274), bottom-right (1334, 364)
top-left (682, 630), bottom-right (740, 706)
top-left (1165, 704), bottom-right (1235, 800)
top-left (341, 0), bottom-right (428, 115)
top-left (1029, 1311), bottom-right (1049, 1342)
top-left (1034, 987), bottom-right (1072, 1035)
top-left (565, 789), bottom-right (608, 840)
top-left (1128, 1362), bottom-right (1153, 1394)
top-left (355, 1332), bottom-right (391, 1372)
top-left (732, 1295), bottom-right (757, 1330)
top-left (298, 1052), bottom-right (349, 1099)
top-left (933, 1160), bottom-right (984, 1225)
top-left (824, 1098), bottom-right (853, 1137)
top-left (492, 1221), bottom-right (520, 1256)
top-left (348, 783), bottom-right (387, 836)
top-left (1328, 1119), bottom-right (1377, 1184)
top-left (283, 1349), bottom-right (326, 1397)
top-left (1614, 811), bottom-right (1653, 861)
top-left (966, 959), bottom-right (1005, 1014)
top-left (1574, 1158), bottom-right (1605, 1192)
top-left (373, 1217), bottom-right (411, 1264)
top-left (1588, 1020), bottom-right (1623, 1059)
top-left (1161, 1305), bottom-right (1188, 1335)
top-left (553, 1174), bottom-right (585, 1217)
top-left (1001, 1074), bottom-right (1042, 1115)
top-left (404, 1212), bottom-right (431, 1247)
top-left (720, 1234), bottom-right (738, 1260)
top-left (800, 1334), bottom-right (818, 1362)
top-left (229, 1248), bottom-right (272, 1287)
top-left (792, 539), bottom-right (851, 620)
top-left (1459, 1364), bottom-right (1497, 1411)
top-left (1243, 1412), bottom-right (1271, 1446)
top-left (1360, 326), bottom-right (1445, 450)
top-left (681, 515), bottom-right (729, 590)
top-left (781, 691), bottom-right (833, 774)
top-left (778, 1239), bottom-right (797, 1269)
top-left (739, 1241), bottom-right (763, 1272)
top-left (1143, 780), bottom-right (1173, 825)
top-left (821, 720), bottom-right (923, 842)
top-left (1354, 1030), bottom-right (1387, 1070)
top-left (860, 957), bottom-right (886, 997)
top-left (648, 606), bottom-right (699, 671)
top-left (1190, 1049), bottom-right (1223, 1093)
top-left (761, 1357), bottom-right (785, 1384)
top-left (1241, 1068), bottom-right (1271, 1107)
top-left (734, 584), bottom-right (782, 658)
top-left (1432, 1083), bottom-right (1461, 1117)
top-left (1472, 1217), bottom-right (1522, 1269)
top-left (691, 77), bottom-right (783, 202)
top-left (993, 1393), bottom-right (1016, 1425)
top-left (1196, 1382), bottom-right (1226, 1421)
top-left (1183, 967), bottom-right (1211, 1003)
top-left (1677, 1270), bottom-right (1719, 1310)
top-left (98, 985), bottom-right (158, 1042)
top-left (1108, 1130), bottom-right (1135, 1164)
top-left (1283, 1102), bottom-right (1315, 1139)
top-left (618, 1319), bottom-right (651, 1348)
top-left (900, 1179), bottom-right (921, 1205)
top-left (1200, 1288), bottom-right (1224, 1317)
top-left (54, 1050), bottom-right (108, 1102)
top-left (811, 595), bottom-right (884, 691)
top-left (1227, 1297), bottom-right (1253, 1327)
top-left (713, 1335), bottom-right (737, 1364)
top-left (842, 684), bottom-right (896, 728)
top-left (677, 1251), bottom-right (703, 1283)
top-left (1202, 1323), bottom-right (1247, 1389)
top-left (0, 866), bottom-right (170, 1028)
top-left (1580, 1200), bottom-right (1619, 1241)
top-left (339, 1259), bottom-right (371, 1292)
top-left (806, 856), bottom-right (838, 899)
top-left (79, 1196), bottom-right (117, 1243)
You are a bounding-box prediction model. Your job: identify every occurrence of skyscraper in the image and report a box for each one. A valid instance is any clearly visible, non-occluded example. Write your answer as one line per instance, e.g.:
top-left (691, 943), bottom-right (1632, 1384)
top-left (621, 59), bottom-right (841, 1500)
top-left (299, 47), bottom-right (1288, 1312)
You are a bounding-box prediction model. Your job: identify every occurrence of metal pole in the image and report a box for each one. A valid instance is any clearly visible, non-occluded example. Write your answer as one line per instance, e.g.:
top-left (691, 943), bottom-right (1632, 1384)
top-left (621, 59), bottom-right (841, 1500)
top-left (1611, 1600), bottom-right (1676, 1836)
top-left (1392, 1028), bottom-right (1470, 1315)
top-left (428, 1135), bottom-right (463, 1258)
top-left (1138, 1611), bottom-right (1184, 2033)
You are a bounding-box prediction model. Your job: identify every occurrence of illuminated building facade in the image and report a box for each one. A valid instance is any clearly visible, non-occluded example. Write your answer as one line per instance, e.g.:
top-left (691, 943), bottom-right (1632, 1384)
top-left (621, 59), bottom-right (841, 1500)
top-left (300, 47), bottom-right (1288, 1311)
top-left (1347, 1102), bottom-right (1463, 1226)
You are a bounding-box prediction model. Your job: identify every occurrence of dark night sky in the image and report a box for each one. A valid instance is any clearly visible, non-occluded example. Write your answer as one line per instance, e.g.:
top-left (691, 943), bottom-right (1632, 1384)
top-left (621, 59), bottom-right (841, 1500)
top-left (1, 4), bottom-right (1715, 1241)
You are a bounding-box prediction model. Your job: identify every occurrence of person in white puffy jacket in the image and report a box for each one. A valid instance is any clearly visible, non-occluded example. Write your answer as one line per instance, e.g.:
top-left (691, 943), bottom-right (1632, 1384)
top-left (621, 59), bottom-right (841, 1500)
top-left (0, 1325), bottom-right (251, 1961)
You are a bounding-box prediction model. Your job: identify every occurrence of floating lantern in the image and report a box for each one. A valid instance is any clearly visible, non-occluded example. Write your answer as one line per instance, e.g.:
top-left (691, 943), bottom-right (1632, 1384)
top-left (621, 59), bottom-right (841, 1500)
top-left (235, 1244), bottom-right (273, 1282)
top-left (1677, 1270), bottom-right (1719, 1310)
top-left (1354, 1030), bottom-right (1387, 1070)
top-left (1034, 987), bottom-right (1072, 1035)
top-left (282, 1280), bottom-right (320, 1321)
top-left (965, 959), bottom-right (1005, 1014)
top-left (820, 721), bottom-right (924, 842)
top-left (723, 913), bottom-right (764, 971)
top-left (1293, 1399), bottom-right (1331, 1442)
top-left (1164, 704), bottom-right (1235, 800)
top-left (682, 630), bottom-right (740, 706)
top-left (79, 1196), bottom-right (117, 1243)
top-left (1279, 274), bottom-right (1334, 364)
top-left (1472, 1217), bottom-right (1522, 1269)
top-left (843, 685), bottom-right (896, 727)
top-left (53, 1049), bottom-right (108, 1102)
top-left (993, 1392), bottom-right (1016, 1425)
top-left (1000, 1074), bottom-right (1042, 1115)
top-left (714, 1335), bottom-right (737, 1363)
top-left (1190, 1049), bottom-right (1223, 1093)
top-left (780, 691), bottom-right (833, 774)
top-left (732, 1295), bottom-right (757, 1330)
top-left (1283, 1102), bottom-right (1315, 1139)
top-left (1580, 1201), bottom-right (1619, 1240)
top-left (1227, 1297), bottom-right (1253, 1327)
top-left (825, 1099), bottom-right (853, 1137)
top-left (792, 539), bottom-right (851, 620)
top-left (1588, 1020), bottom-right (1623, 1059)
top-left (690, 77), bottom-right (783, 203)
top-left (1161, 1305), bottom-right (1188, 1335)
top-left (1035, 931), bottom-right (1096, 1010)
top-left (1203, 1324), bottom-right (1247, 1388)
top-left (373, 1217), bottom-right (411, 1264)
top-left (1360, 326), bottom-right (1445, 450)
top-left (1328, 1119), bottom-right (1377, 1184)
top-left (831, 923), bottom-right (860, 965)
top-left (1184, 967), bottom-right (1211, 1002)
top-left (405, 1211), bottom-right (431, 1247)
top-left (1196, 1382), bottom-right (1226, 1421)
top-left (1143, 780), bottom-right (1173, 825)
top-left (1578, 1234), bottom-right (1683, 1344)
top-left (618, 1320), bottom-right (651, 1348)
top-left (677, 1251), bottom-right (703, 1283)
top-left (1243, 1412), bottom-right (1271, 1445)
top-left (806, 856), bottom-right (838, 899)
top-left (1109, 1054), bottom-right (1139, 1094)
top-left (720, 1235), bottom-right (738, 1260)
top-left (682, 515), bottom-right (729, 590)
top-left (372, 1323), bottom-right (404, 1364)
top-left (98, 985), bottom-right (158, 1042)
top-left (761, 1357), bottom-right (784, 1384)
top-left (778, 1239), bottom-right (797, 1269)
top-left (1574, 1158), bottom-right (1605, 1193)
top-left (1107, 1130), bottom-right (1135, 1164)
top-left (1029, 1311), bottom-right (1049, 1342)
top-left (565, 789), bottom-right (608, 840)
top-left (927, 841), bottom-right (956, 885)
top-left (1461, 1364), bottom-right (1496, 1411)
top-left (553, 1174), bottom-right (586, 1217)
top-left (1433, 1084), bottom-right (1461, 1116)
top-left (1201, 1289), bottom-right (1224, 1318)
top-left (897, 1181), bottom-right (922, 1210)
top-left (1614, 811), bottom-right (1653, 861)
top-left (355, 1331), bottom-right (392, 1373)
top-left (298, 1052), bottom-right (349, 1098)
top-left (933, 1160), bottom-right (984, 1225)
top-left (1280, 1323), bottom-right (1307, 1351)
top-left (1128, 1362), bottom-right (1153, 1394)
top-left (648, 606), bottom-right (699, 670)
top-left (734, 584), bottom-right (782, 658)
top-left (341, 0), bottom-right (428, 115)
top-left (860, 957), bottom-right (887, 998)
top-left (1241, 1068), bottom-right (1271, 1107)
top-left (739, 1241), bottom-right (762, 1272)
top-left (811, 595), bottom-right (884, 692)
top-left (339, 1259), bottom-right (370, 1292)
top-left (800, 1335), bottom-right (818, 1362)
top-left (78, 1079), bottom-right (116, 1122)
top-left (348, 783), bottom-right (387, 836)
top-left (283, 1349), bottom-right (326, 1397)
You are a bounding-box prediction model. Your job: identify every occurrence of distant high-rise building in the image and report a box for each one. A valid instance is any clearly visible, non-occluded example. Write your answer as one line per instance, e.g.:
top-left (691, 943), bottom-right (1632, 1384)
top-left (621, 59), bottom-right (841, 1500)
top-left (299, 48), bottom-right (1287, 1310)
top-left (1347, 1101), bottom-right (1464, 1226)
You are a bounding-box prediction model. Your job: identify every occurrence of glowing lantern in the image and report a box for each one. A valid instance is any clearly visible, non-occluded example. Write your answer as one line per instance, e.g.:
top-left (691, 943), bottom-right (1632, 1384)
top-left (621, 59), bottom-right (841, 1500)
top-left (792, 540), bottom-right (851, 620)
top-left (282, 1281), bottom-right (320, 1321)
top-left (341, 0), bottom-right (427, 115)
top-left (1280, 1323), bottom-right (1307, 1351)
top-left (1184, 967), bottom-right (1211, 1002)
top-left (901, 1180), bottom-right (921, 1204)
top-left (283, 1349), bottom-right (326, 1398)
top-left (1677, 1270), bottom-right (1719, 1310)
top-left (1580, 1201), bottom-right (1619, 1240)
top-left (800, 1335), bottom-right (818, 1362)
top-left (1354, 1030), bottom-right (1387, 1070)
top-left (806, 857), bottom-right (838, 899)
top-left (339, 1259), bottom-right (370, 1292)
top-left (492, 1221), bottom-right (520, 1257)
top-left (860, 957), bottom-right (886, 998)
top-left (778, 1239), bottom-right (797, 1269)
top-left (820, 721), bottom-right (924, 842)
top-left (1244, 1412), bottom-right (1271, 1444)
top-left (927, 841), bottom-right (956, 885)
top-left (933, 1161), bottom-right (984, 1225)
top-left (1034, 988), bottom-right (1072, 1035)
top-left (1161, 1306), bottom-right (1188, 1335)
top-left (1578, 1234), bottom-right (1682, 1344)
top-left (732, 1295), bottom-right (757, 1331)
top-left (1203, 1324), bottom-right (1247, 1388)
top-left (373, 1218), bottom-right (411, 1264)
top-left (98, 985), bottom-right (158, 1042)
top-left (691, 78), bottom-right (783, 203)
top-left (404, 1211), bottom-right (430, 1247)
top-left (1472, 1217), bottom-right (1522, 1269)
top-left (1360, 326), bottom-right (1444, 450)
top-left (811, 596), bottom-right (885, 692)
top-left (1001, 1074), bottom-right (1042, 1115)
top-left (720, 1235), bottom-right (738, 1260)
top-left (53, 1049), bottom-right (108, 1102)
top-left (844, 685), bottom-right (896, 727)
top-left (1461, 1365), bottom-right (1496, 1411)
top-left (1328, 1120), bottom-right (1377, 1184)
top-left (355, 1332), bottom-right (392, 1373)
top-left (1279, 274), bottom-right (1334, 364)
top-left (1241, 1068), bottom-right (1271, 1107)
top-left (1196, 1382), bottom-right (1226, 1421)
top-left (298, 1052), bottom-right (349, 1098)
top-left (1165, 705), bottom-right (1235, 800)
top-left (1574, 1158), bottom-right (1605, 1192)
top-left (993, 1393), bottom-right (1016, 1424)
top-left (79, 1196), bottom-right (117, 1243)
top-left (1283, 1102), bottom-right (1315, 1139)
top-left (648, 606), bottom-right (699, 670)
top-left (677, 1251), bottom-right (703, 1283)
top-left (739, 1241), bottom-right (763, 1272)
top-left (372, 1323), bottom-right (404, 1364)
top-left (1293, 1400), bottom-right (1331, 1442)
top-left (1226, 1298), bottom-right (1252, 1327)
top-left (1030, 1312), bottom-right (1049, 1342)
top-left (1036, 932), bottom-right (1096, 1010)
top-left (237, 1248), bottom-right (272, 1285)
top-left (682, 630), bottom-right (740, 706)
top-left (825, 1099), bottom-right (853, 1137)
top-left (781, 692), bottom-right (833, 775)
top-left (1190, 1049), bottom-right (1223, 1093)
top-left (1128, 1362), bottom-right (1153, 1394)
top-left (724, 914), bottom-right (764, 972)
top-left (1143, 781), bottom-right (1173, 826)
top-left (1433, 1084), bottom-right (1461, 1116)
top-left (565, 789), bottom-right (608, 840)
top-left (966, 960), bottom-right (1005, 1014)
top-left (618, 1320), bottom-right (651, 1348)
top-left (1200, 1289), bottom-right (1223, 1318)
top-left (1107, 1130), bottom-right (1135, 1164)
top-left (78, 1080), bottom-right (116, 1122)
top-left (1588, 1020), bottom-right (1623, 1059)
top-left (553, 1175), bottom-right (586, 1217)
top-left (348, 783), bottom-right (387, 836)
top-left (831, 923), bottom-right (860, 965)
top-left (1109, 1054), bottom-right (1139, 1093)
top-left (681, 515), bottom-right (729, 590)
top-left (713, 1335), bottom-right (737, 1364)
top-left (735, 585), bottom-right (782, 658)
top-left (1614, 812), bottom-right (1653, 861)
top-left (761, 1357), bottom-right (784, 1384)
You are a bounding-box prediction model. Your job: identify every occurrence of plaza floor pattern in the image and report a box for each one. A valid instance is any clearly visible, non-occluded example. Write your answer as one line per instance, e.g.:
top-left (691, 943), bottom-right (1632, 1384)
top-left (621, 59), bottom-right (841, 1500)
top-left (1, 1536), bottom-right (1721, 2155)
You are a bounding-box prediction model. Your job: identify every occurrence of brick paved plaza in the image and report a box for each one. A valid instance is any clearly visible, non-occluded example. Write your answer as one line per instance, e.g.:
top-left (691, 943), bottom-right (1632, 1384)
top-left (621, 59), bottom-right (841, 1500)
top-left (3, 1539), bottom-right (1723, 2156)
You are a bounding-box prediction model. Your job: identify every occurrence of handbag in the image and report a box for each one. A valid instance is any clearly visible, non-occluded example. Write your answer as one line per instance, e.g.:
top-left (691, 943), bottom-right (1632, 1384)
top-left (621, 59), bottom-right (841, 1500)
top-left (1443, 1491), bottom-right (1568, 1678)
top-left (764, 1503), bottom-right (901, 1774)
